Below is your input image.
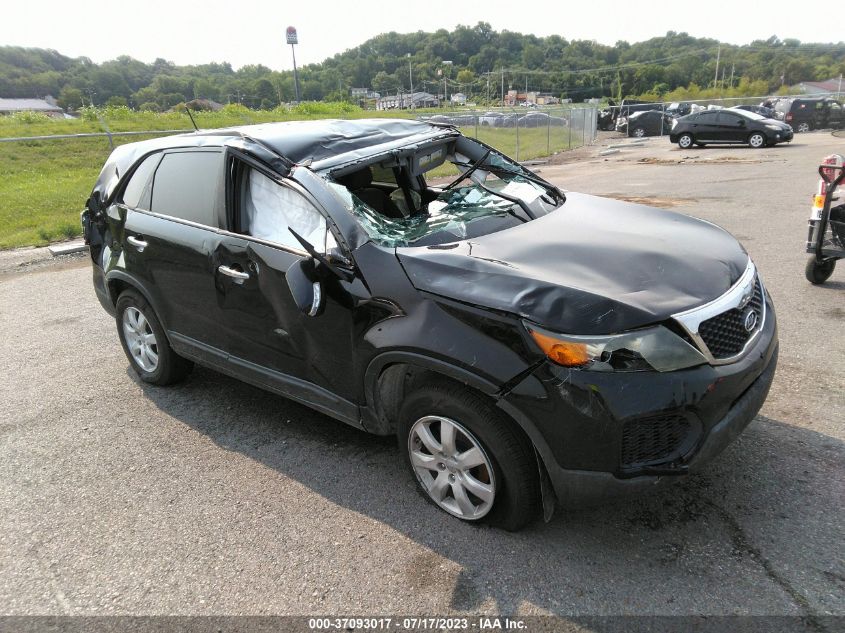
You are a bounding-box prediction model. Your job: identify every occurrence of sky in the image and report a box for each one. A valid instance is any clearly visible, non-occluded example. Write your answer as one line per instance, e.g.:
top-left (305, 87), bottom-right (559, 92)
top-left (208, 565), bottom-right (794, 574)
top-left (2, 0), bottom-right (842, 71)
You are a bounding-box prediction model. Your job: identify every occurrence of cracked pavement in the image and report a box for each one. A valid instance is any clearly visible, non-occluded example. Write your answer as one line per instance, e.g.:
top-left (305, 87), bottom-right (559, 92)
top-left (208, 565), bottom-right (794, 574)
top-left (0, 131), bottom-right (842, 623)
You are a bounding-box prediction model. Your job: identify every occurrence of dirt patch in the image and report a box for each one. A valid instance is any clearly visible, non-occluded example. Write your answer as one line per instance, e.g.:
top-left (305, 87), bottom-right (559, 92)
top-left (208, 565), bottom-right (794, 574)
top-left (637, 155), bottom-right (763, 166)
top-left (602, 194), bottom-right (695, 208)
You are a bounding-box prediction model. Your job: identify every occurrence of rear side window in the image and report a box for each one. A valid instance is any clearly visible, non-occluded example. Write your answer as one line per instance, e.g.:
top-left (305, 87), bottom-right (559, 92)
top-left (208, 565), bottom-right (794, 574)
top-left (121, 153), bottom-right (160, 209)
top-left (150, 151), bottom-right (222, 226)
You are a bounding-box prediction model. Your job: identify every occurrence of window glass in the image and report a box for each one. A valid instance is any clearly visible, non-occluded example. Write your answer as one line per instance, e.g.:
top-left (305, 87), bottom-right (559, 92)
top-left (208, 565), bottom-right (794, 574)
top-left (150, 151), bottom-right (221, 226)
top-left (718, 113), bottom-right (743, 125)
top-left (241, 169), bottom-right (326, 252)
top-left (122, 153), bottom-right (159, 209)
top-left (370, 164), bottom-right (397, 184)
top-left (697, 112), bottom-right (719, 124)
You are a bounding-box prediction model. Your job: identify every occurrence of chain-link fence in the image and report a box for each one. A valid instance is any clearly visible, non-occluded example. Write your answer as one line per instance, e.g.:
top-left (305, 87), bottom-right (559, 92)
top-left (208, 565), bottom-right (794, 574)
top-left (415, 107), bottom-right (598, 161)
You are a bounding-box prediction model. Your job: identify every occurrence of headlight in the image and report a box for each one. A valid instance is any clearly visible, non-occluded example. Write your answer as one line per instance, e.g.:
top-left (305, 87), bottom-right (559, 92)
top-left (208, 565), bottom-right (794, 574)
top-left (765, 124), bottom-right (781, 131)
top-left (525, 323), bottom-right (707, 372)
top-left (671, 119), bottom-right (678, 129)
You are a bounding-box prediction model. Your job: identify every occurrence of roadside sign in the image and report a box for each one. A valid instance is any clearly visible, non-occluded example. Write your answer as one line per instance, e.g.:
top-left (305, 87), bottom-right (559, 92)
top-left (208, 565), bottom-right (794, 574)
top-left (286, 26), bottom-right (298, 45)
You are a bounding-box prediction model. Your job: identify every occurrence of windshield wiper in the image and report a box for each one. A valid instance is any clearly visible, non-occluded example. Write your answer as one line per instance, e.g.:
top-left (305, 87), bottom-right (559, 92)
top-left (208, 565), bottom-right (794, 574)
top-left (482, 164), bottom-right (565, 204)
top-left (444, 149), bottom-right (492, 191)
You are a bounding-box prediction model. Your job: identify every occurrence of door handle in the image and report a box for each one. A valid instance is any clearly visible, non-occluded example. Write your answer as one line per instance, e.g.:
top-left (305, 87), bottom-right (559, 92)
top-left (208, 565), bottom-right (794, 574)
top-left (218, 265), bottom-right (250, 284)
top-left (127, 235), bottom-right (148, 252)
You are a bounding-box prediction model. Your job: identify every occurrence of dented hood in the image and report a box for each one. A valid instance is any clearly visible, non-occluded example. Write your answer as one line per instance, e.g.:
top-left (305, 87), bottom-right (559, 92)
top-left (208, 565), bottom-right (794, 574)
top-left (397, 192), bottom-right (748, 334)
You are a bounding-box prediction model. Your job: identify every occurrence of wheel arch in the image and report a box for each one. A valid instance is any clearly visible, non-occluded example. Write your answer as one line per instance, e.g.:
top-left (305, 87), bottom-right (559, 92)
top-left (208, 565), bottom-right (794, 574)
top-left (363, 353), bottom-right (558, 519)
top-left (105, 270), bottom-right (169, 332)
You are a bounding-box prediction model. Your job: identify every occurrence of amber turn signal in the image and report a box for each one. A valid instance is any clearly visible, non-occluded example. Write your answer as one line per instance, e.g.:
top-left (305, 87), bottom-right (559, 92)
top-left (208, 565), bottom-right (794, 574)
top-left (528, 328), bottom-right (592, 367)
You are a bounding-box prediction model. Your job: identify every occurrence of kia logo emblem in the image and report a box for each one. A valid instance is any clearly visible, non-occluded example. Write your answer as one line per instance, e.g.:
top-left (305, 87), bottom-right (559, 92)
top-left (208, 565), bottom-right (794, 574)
top-left (743, 309), bottom-right (758, 332)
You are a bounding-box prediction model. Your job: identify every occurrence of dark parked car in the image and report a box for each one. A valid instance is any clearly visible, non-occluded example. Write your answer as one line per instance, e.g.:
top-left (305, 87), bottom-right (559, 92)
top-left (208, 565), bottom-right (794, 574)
top-left (774, 97), bottom-right (845, 132)
top-left (732, 104), bottom-right (777, 119)
top-left (665, 102), bottom-right (692, 117)
top-left (617, 110), bottom-right (673, 137)
top-left (82, 119), bottom-right (778, 530)
top-left (670, 108), bottom-right (793, 148)
top-left (598, 99), bottom-right (657, 131)
top-left (517, 112), bottom-right (567, 127)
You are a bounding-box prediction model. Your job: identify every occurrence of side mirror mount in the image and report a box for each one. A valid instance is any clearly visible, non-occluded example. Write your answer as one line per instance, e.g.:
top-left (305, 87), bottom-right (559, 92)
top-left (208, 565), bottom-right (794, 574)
top-left (286, 257), bottom-right (323, 317)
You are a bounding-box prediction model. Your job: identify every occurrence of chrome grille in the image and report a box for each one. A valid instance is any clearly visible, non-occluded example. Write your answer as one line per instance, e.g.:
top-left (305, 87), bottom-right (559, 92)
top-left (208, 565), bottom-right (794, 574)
top-left (697, 277), bottom-right (764, 359)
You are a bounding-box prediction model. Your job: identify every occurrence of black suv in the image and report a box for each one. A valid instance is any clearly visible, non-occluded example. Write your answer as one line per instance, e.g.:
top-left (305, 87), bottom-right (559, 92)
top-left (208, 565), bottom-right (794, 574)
top-left (82, 119), bottom-right (778, 530)
top-left (774, 97), bottom-right (845, 132)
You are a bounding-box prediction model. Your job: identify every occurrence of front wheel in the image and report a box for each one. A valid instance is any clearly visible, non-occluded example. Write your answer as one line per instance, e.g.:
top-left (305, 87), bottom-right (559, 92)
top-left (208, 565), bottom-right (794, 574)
top-left (748, 132), bottom-right (766, 148)
top-left (398, 379), bottom-right (540, 531)
top-left (805, 257), bottom-right (836, 284)
top-left (677, 133), bottom-right (694, 149)
top-left (116, 290), bottom-right (193, 385)
top-left (632, 126), bottom-right (646, 138)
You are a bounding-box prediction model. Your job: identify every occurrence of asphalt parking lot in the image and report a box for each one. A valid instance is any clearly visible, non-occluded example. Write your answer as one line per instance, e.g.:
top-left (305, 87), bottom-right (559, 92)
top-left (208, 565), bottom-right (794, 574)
top-left (0, 131), bottom-right (842, 626)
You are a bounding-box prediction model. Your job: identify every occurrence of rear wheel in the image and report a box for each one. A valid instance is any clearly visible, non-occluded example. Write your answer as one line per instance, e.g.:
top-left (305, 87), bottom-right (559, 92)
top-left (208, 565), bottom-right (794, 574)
top-left (805, 257), bottom-right (836, 284)
top-left (632, 126), bottom-right (646, 138)
top-left (116, 290), bottom-right (193, 385)
top-left (748, 132), bottom-right (766, 148)
top-left (398, 379), bottom-right (540, 531)
top-left (678, 133), bottom-right (694, 149)
top-left (797, 121), bottom-right (812, 133)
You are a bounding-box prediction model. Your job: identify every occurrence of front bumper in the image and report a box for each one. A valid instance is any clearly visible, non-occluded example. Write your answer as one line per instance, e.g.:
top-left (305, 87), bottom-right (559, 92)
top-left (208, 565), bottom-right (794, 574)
top-left (498, 294), bottom-right (778, 506)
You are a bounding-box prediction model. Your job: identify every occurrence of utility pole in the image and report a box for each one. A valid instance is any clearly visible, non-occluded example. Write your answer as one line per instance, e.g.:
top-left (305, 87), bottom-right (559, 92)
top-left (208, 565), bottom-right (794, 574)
top-left (407, 53), bottom-right (413, 104)
top-left (729, 63), bottom-right (735, 90)
top-left (486, 73), bottom-right (490, 105)
top-left (714, 43), bottom-right (721, 90)
top-left (443, 60), bottom-right (452, 107)
top-left (501, 66), bottom-right (505, 107)
top-left (286, 26), bottom-right (300, 103)
top-left (839, 73), bottom-right (843, 99)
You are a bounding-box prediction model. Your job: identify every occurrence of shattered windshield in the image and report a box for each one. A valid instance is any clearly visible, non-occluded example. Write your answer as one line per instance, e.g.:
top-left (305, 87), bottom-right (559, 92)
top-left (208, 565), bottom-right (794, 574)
top-left (324, 140), bottom-right (562, 248)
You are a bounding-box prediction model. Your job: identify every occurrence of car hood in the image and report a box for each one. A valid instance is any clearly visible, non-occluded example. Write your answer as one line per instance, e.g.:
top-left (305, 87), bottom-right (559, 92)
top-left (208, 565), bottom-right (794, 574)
top-left (396, 192), bottom-right (749, 334)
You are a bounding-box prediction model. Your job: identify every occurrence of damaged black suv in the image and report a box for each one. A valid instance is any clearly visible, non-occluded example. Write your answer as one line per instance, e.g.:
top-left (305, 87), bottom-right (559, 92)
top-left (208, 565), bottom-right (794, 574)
top-left (82, 119), bottom-right (778, 530)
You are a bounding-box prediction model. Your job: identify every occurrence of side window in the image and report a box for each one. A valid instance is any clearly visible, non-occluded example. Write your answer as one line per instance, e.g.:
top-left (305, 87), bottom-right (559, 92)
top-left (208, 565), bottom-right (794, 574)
top-left (698, 112), bottom-right (719, 124)
top-left (718, 113), bottom-right (742, 126)
top-left (121, 153), bottom-right (160, 209)
top-left (150, 151), bottom-right (222, 226)
top-left (239, 168), bottom-right (327, 253)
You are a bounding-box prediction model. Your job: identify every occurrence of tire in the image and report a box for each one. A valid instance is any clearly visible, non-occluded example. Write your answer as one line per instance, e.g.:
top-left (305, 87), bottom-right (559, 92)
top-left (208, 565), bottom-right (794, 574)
top-left (632, 126), bottom-right (646, 138)
top-left (805, 257), bottom-right (836, 284)
top-left (115, 289), bottom-right (193, 385)
top-left (695, 143), bottom-right (707, 147)
top-left (677, 133), bottom-right (694, 149)
top-left (397, 379), bottom-right (540, 531)
top-left (748, 132), bottom-right (766, 148)
top-left (797, 121), bottom-right (812, 133)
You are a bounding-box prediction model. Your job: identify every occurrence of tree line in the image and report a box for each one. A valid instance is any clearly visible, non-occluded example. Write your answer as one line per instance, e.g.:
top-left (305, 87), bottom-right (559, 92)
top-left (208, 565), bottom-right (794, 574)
top-left (1, 24), bottom-right (844, 111)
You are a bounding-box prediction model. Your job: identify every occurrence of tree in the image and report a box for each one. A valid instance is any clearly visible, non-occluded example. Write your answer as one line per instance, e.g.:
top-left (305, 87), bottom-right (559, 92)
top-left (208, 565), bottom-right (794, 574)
top-left (57, 86), bottom-right (84, 110)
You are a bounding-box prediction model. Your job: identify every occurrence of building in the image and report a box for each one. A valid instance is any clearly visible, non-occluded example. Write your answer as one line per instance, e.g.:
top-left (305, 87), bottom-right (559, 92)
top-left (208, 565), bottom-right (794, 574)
top-left (0, 97), bottom-right (64, 118)
top-left (350, 87), bottom-right (380, 100)
top-left (796, 78), bottom-right (844, 97)
top-left (376, 92), bottom-right (439, 110)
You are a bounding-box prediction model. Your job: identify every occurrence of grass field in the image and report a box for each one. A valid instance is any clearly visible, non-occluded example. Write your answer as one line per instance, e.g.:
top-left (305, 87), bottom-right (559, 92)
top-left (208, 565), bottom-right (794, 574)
top-left (0, 106), bottom-right (591, 249)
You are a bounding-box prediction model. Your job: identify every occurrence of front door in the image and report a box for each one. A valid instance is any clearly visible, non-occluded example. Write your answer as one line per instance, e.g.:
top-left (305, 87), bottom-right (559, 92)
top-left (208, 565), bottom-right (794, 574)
top-left (210, 158), bottom-right (361, 409)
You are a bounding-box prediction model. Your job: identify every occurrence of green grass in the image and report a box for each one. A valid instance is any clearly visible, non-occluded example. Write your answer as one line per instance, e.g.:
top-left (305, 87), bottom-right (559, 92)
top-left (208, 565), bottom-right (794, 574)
top-left (0, 106), bottom-right (589, 249)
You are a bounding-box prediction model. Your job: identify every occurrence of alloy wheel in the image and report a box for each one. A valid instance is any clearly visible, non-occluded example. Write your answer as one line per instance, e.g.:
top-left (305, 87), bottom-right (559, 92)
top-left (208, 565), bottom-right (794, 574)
top-left (633, 127), bottom-right (645, 138)
top-left (679, 134), bottom-right (693, 149)
top-left (408, 415), bottom-right (496, 520)
top-left (749, 133), bottom-right (765, 148)
top-left (122, 306), bottom-right (159, 372)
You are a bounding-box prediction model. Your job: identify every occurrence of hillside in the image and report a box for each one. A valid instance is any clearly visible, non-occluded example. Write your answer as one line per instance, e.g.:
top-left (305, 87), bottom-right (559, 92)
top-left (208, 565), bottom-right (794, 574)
top-left (1, 24), bottom-right (844, 109)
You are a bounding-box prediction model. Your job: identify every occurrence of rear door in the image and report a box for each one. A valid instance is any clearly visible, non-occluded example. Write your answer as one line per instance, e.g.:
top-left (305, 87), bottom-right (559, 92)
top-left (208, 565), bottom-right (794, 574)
top-left (113, 148), bottom-right (229, 358)
top-left (691, 111), bottom-right (720, 141)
